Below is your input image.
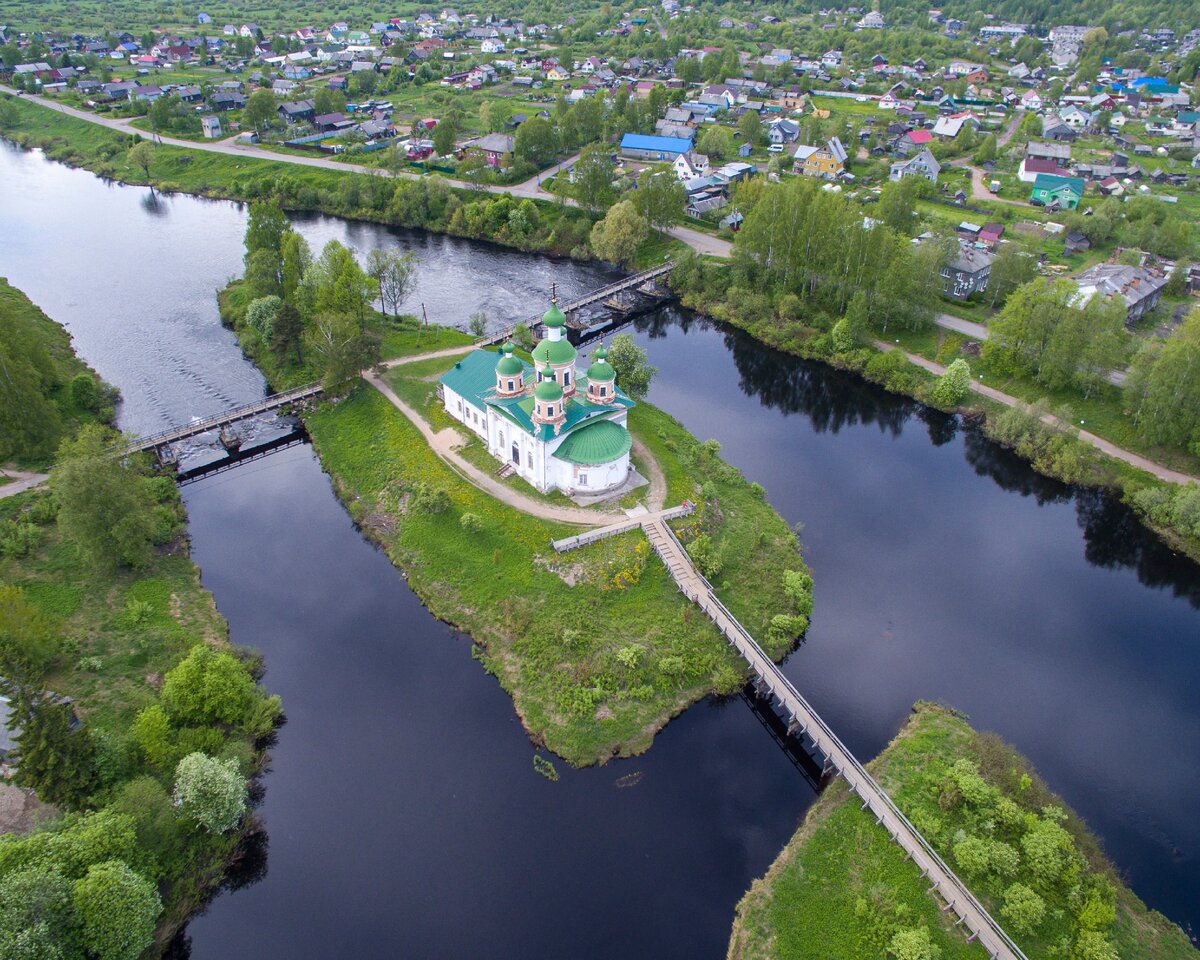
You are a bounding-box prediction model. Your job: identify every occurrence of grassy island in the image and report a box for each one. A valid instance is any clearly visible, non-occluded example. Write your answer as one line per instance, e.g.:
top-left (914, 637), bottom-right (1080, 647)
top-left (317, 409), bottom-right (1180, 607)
top-left (0, 284), bottom-right (279, 958)
top-left (729, 702), bottom-right (1198, 960)
top-left (304, 379), bottom-right (808, 764)
top-left (218, 263), bottom-right (811, 764)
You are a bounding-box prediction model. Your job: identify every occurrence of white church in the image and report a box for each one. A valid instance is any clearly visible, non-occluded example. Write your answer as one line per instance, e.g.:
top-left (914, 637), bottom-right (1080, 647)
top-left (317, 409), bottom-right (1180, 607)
top-left (437, 297), bottom-right (636, 496)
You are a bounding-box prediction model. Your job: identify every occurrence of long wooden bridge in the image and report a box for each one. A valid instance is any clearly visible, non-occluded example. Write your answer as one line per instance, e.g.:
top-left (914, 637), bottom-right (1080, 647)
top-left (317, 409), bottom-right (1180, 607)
top-left (554, 513), bottom-right (1029, 960)
top-left (124, 382), bottom-right (324, 456)
top-left (477, 261), bottom-right (676, 347)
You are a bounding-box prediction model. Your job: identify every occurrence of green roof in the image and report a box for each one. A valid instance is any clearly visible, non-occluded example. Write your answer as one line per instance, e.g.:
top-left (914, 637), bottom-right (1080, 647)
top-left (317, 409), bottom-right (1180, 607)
top-left (553, 419), bottom-right (632, 465)
top-left (438, 349), bottom-right (504, 412)
top-left (587, 359), bottom-right (615, 381)
top-left (534, 380), bottom-right (563, 401)
top-left (542, 301), bottom-right (566, 328)
top-left (496, 342), bottom-right (523, 375)
top-left (531, 336), bottom-right (577, 365)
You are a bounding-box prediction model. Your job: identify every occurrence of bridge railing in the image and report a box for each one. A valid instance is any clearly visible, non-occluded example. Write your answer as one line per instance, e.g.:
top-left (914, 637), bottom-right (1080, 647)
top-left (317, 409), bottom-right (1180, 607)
top-left (473, 261), bottom-right (676, 348)
top-left (125, 381), bottom-right (324, 454)
top-left (697, 586), bottom-right (1029, 960)
top-left (552, 502), bottom-right (694, 553)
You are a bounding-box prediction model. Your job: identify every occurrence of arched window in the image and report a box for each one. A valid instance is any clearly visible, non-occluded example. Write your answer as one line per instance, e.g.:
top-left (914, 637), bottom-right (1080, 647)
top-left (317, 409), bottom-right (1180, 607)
top-left (507, 378), bottom-right (514, 391)
top-left (599, 385), bottom-right (607, 397)
top-left (563, 370), bottom-right (571, 386)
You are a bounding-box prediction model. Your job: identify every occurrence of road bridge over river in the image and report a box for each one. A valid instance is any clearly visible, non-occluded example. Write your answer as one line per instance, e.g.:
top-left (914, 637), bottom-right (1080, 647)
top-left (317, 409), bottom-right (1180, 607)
top-left (477, 262), bottom-right (675, 347)
top-left (554, 514), bottom-right (1029, 960)
top-left (124, 382), bottom-right (324, 457)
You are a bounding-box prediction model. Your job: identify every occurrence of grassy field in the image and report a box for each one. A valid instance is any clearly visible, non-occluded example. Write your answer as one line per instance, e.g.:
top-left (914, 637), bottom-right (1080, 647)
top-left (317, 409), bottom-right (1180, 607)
top-left (729, 702), bottom-right (1199, 960)
top-left (0, 489), bottom-right (229, 733)
top-left (301, 361), bottom-right (809, 765)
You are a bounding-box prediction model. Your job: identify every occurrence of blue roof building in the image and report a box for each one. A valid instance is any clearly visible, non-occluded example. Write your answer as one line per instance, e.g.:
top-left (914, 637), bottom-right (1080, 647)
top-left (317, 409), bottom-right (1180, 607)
top-left (619, 133), bottom-right (694, 160)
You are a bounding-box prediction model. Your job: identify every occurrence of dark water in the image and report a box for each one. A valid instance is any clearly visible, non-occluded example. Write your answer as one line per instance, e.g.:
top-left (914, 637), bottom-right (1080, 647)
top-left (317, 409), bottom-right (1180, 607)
top-left (2, 144), bottom-right (1197, 955)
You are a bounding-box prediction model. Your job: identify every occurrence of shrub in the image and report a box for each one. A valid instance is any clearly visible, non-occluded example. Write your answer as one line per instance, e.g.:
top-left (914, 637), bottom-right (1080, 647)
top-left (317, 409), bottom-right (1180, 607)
top-left (931, 358), bottom-right (971, 408)
top-left (172, 753), bottom-right (247, 834)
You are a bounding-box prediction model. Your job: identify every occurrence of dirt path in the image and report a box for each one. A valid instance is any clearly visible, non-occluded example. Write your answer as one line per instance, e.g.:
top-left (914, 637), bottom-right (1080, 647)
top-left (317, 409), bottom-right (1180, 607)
top-left (0, 470), bottom-right (50, 500)
top-left (631, 436), bottom-right (666, 510)
top-left (876, 340), bottom-right (1198, 484)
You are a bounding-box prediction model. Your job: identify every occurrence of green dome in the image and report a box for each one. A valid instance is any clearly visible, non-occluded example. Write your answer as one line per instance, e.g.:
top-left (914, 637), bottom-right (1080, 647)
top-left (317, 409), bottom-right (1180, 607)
top-left (554, 420), bottom-right (632, 465)
top-left (587, 359), bottom-right (615, 382)
top-left (542, 301), bottom-right (567, 328)
top-left (496, 342), bottom-right (523, 376)
top-left (533, 380), bottom-right (564, 402)
top-left (531, 337), bottom-right (577, 365)
top-left (594, 345), bottom-right (608, 360)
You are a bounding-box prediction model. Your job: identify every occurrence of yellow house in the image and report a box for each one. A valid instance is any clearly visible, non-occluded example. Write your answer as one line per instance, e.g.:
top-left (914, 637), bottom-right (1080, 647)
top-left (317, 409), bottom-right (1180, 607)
top-left (546, 65), bottom-right (570, 81)
top-left (792, 137), bottom-right (848, 180)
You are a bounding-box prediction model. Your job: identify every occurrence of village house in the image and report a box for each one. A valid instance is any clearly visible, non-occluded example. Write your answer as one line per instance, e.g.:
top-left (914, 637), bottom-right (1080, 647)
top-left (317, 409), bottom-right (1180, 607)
top-left (1030, 173), bottom-right (1085, 209)
top-left (1040, 112), bottom-right (1077, 141)
top-left (1072, 263), bottom-right (1167, 324)
top-left (889, 148), bottom-right (940, 183)
top-left (793, 137), bottom-right (848, 179)
top-left (895, 128), bottom-right (933, 156)
top-left (463, 132), bottom-right (515, 168)
top-left (941, 240), bottom-right (995, 299)
top-left (620, 133), bottom-right (693, 161)
top-left (673, 150), bottom-right (710, 180)
top-left (200, 115), bottom-right (223, 138)
top-left (438, 303), bottom-right (636, 496)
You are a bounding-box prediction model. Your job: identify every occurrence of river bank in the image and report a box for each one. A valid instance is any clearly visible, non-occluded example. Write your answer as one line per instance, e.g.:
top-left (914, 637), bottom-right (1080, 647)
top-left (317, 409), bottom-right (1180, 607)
top-left (0, 276), bottom-right (116, 469)
top-left (0, 280), bottom-right (282, 956)
top-left (728, 702), bottom-right (1198, 960)
top-left (668, 265), bottom-right (1200, 565)
top-left (6, 91), bottom-right (1196, 565)
top-left (0, 93), bottom-right (656, 265)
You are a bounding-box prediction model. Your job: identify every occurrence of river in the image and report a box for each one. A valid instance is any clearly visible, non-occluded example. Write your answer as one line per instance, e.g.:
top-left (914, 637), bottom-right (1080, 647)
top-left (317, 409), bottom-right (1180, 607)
top-left (2, 143), bottom-right (1197, 956)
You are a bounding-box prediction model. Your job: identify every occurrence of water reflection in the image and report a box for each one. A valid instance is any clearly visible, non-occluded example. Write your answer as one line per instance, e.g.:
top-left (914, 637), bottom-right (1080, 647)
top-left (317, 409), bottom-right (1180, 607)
top-left (639, 310), bottom-right (1200, 610)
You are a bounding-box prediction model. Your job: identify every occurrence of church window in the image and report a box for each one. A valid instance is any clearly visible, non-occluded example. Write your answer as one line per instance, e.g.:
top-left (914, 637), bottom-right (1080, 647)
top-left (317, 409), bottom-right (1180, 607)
top-left (507, 378), bottom-right (514, 391)
top-left (563, 370), bottom-right (571, 386)
top-left (599, 385), bottom-right (607, 397)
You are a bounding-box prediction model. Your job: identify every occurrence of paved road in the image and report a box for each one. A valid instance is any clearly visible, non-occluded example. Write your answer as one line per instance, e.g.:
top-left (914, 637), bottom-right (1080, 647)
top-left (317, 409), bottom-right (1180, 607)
top-left (879, 340), bottom-right (1194, 484)
top-left (3, 87), bottom-right (733, 260)
top-left (935, 312), bottom-right (988, 339)
top-left (0, 471), bottom-right (50, 500)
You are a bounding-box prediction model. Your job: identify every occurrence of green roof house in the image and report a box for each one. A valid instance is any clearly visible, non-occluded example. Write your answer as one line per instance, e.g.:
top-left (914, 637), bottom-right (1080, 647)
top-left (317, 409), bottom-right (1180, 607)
top-left (438, 296), bottom-right (636, 496)
top-left (1030, 173), bottom-right (1085, 209)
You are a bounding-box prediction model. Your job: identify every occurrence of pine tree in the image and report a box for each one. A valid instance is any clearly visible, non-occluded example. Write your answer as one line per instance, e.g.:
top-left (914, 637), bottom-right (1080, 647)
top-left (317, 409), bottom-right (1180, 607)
top-left (14, 697), bottom-right (99, 810)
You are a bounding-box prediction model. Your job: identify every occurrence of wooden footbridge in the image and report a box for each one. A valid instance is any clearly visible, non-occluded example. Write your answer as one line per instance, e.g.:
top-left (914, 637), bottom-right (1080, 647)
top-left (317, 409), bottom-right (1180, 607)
top-left (477, 261), bottom-right (676, 348)
top-left (124, 382), bottom-right (323, 457)
top-left (553, 512), bottom-right (1029, 960)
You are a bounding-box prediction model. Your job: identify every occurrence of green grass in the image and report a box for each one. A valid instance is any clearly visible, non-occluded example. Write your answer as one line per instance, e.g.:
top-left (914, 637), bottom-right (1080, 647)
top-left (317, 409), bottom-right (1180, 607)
top-left (302, 373), bottom-right (808, 766)
top-left (1, 491), bottom-right (230, 732)
top-left (729, 703), bottom-right (1199, 960)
